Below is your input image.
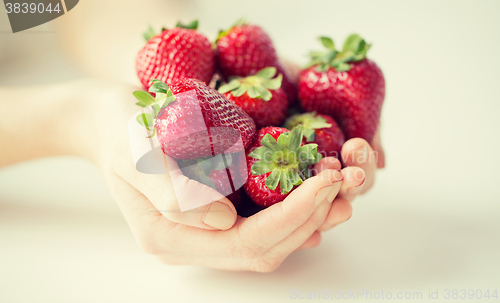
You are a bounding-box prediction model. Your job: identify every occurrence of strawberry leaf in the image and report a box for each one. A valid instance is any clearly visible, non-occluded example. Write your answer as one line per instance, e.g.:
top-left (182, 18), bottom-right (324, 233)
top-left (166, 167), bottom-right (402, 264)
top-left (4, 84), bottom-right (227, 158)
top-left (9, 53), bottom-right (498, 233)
top-left (151, 104), bottom-right (160, 118)
top-left (248, 146), bottom-right (270, 160)
top-left (302, 128), bottom-right (316, 141)
top-left (289, 126), bottom-right (303, 151)
top-left (265, 169), bottom-right (281, 191)
top-left (231, 84), bottom-right (247, 97)
top-left (161, 95), bottom-right (176, 108)
top-left (136, 113), bottom-right (154, 129)
top-left (146, 127), bottom-right (156, 138)
top-left (296, 144), bottom-right (318, 162)
top-left (261, 134), bottom-right (279, 151)
top-left (133, 91), bottom-right (155, 107)
top-left (306, 34), bottom-right (370, 72)
top-left (287, 170), bottom-right (302, 186)
top-left (255, 67), bottom-right (277, 79)
top-left (247, 85), bottom-right (260, 99)
top-left (262, 73), bottom-right (282, 90)
top-left (255, 85), bottom-right (272, 101)
top-left (277, 132), bottom-right (291, 150)
top-left (218, 80), bottom-right (241, 94)
top-left (149, 81), bottom-right (170, 94)
top-left (279, 170), bottom-right (292, 194)
top-left (342, 34), bottom-right (363, 53)
top-left (176, 20), bottom-right (198, 30)
top-left (251, 160), bottom-right (274, 175)
top-left (319, 36), bottom-right (335, 50)
top-left (335, 62), bottom-right (351, 72)
top-left (143, 25), bottom-right (156, 41)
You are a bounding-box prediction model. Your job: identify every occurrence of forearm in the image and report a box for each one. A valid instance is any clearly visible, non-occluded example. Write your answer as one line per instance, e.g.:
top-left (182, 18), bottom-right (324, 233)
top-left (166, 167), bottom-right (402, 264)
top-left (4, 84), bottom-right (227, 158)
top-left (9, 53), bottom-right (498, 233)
top-left (0, 80), bottom-right (102, 167)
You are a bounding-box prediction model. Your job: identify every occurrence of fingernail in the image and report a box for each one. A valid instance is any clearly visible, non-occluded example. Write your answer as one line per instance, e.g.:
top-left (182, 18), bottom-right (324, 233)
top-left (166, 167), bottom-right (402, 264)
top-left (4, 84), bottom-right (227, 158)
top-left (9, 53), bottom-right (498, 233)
top-left (315, 185), bottom-right (333, 206)
top-left (203, 202), bottom-right (235, 230)
top-left (351, 145), bottom-right (368, 163)
top-left (326, 181), bottom-right (342, 203)
top-left (347, 178), bottom-right (365, 194)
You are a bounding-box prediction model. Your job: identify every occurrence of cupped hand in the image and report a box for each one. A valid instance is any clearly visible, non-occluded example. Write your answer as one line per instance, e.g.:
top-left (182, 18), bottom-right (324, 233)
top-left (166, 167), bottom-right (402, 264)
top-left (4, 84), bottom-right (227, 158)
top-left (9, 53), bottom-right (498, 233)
top-left (90, 82), bottom-right (382, 271)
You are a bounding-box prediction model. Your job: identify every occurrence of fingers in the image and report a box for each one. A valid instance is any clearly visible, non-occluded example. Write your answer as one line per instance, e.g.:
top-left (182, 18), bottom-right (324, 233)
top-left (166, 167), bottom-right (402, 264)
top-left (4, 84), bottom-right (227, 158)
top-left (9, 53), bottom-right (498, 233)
top-left (237, 169), bottom-right (343, 250)
top-left (295, 231), bottom-right (322, 251)
top-left (342, 138), bottom-right (377, 194)
top-left (337, 166), bottom-right (365, 201)
top-left (317, 198), bottom-right (352, 231)
top-left (317, 166), bottom-right (363, 232)
top-left (313, 156), bottom-right (342, 174)
top-left (371, 126), bottom-right (385, 169)
top-left (120, 150), bottom-right (237, 230)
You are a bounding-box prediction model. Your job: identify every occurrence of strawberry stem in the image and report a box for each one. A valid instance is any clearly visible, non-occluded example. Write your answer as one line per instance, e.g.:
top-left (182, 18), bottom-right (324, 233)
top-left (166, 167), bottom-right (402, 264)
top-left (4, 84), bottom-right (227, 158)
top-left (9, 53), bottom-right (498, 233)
top-left (249, 126), bottom-right (322, 194)
top-left (305, 34), bottom-right (371, 72)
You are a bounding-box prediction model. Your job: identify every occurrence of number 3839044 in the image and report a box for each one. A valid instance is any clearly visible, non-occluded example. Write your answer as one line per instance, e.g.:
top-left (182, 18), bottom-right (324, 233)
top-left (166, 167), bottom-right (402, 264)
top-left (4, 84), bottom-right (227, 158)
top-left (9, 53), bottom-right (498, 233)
top-left (5, 2), bottom-right (62, 14)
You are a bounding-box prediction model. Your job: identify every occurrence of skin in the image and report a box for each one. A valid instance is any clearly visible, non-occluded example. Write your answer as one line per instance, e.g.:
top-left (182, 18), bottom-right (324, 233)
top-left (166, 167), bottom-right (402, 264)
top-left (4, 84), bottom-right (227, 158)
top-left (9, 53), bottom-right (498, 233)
top-left (0, 80), bottom-right (382, 271)
top-left (0, 0), bottom-right (384, 271)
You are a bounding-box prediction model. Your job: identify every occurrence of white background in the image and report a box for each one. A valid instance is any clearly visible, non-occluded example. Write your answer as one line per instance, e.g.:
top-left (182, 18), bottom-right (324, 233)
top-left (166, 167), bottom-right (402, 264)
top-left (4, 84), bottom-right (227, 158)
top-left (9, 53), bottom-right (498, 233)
top-left (1, 0), bottom-right (499, 302)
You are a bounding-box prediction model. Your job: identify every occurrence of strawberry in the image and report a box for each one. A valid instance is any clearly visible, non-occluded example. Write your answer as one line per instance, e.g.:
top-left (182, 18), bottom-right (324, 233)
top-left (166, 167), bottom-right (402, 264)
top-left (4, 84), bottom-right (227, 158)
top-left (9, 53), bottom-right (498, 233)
top-left (244, 126), bottom-right (322, 208)
top-left (218, 67), bottom-right (288, 129)
top-left (177, 151), bottom-right (247, 202)
top-left (285, 112), bottom-right (345, 159)
top-left (136, 21), bottom-right (215, 90)
top-left (215, 20), bottom-right (297, 104)
top-left (299, 34), bottom-right (385, 143)
top-left (132, 78), bottom-right (256, 160)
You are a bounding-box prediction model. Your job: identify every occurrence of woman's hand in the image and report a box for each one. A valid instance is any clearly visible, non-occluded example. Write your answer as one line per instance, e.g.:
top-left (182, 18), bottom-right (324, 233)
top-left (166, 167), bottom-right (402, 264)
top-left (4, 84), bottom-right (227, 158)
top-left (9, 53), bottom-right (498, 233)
top-left (0, 79), bottom-right (382, 271)
top-left (89, 80), bottom-right (382, 270)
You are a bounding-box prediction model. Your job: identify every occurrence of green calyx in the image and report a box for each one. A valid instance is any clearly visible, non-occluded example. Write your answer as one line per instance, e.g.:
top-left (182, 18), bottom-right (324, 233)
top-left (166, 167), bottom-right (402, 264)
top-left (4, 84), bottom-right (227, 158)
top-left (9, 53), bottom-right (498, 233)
top-left (143, 20), bottom-right (199, 41)
top-left (216, 18), bottom-right (247, 43)
top-left (284, 112), bottom-right (332, 142)
top-left (305, 34), bottom-right (371, 72)
top-left (218, 67), bottom-right (283, 101)
top-left (143, 25), bottom-right (156, 41)
top-left (132, 79), bottom-right (176, 138)
top-left (249, 126), bottom-right (323, 194)
top-left (178, 154), bottom-right (232, 190)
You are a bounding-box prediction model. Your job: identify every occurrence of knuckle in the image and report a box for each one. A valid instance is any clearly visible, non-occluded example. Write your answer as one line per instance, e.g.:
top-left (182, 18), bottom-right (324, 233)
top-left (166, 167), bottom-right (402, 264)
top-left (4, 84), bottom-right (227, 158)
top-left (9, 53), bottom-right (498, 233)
top-left (229, 241), bottom-right (266, 260)
top-left (251, 257), bottom-right (283, 273)
top-left (137, 238), bottom-right (161, 256)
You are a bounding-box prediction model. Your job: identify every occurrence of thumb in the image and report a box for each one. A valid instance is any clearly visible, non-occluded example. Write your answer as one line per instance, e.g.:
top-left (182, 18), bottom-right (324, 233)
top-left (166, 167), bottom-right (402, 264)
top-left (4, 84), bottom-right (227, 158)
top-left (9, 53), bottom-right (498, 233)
top-left (128, 152), bottom-right (238, 230)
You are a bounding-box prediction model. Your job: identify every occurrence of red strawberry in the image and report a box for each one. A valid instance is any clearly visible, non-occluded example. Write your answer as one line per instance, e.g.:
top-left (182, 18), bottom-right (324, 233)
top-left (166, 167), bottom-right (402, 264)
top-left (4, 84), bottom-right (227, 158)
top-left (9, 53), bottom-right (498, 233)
top-left (244, 126), bottom-right (322, 208)
top-left (215, 21), bottom-right (297, 103)
top-left (285, 112), bottom-right (345, 159)
top-left (136, 21), bottom-right (215, 90)
top-left (178, 151), bottom-right (247, 202)
top-left (218, 67), bottom-right (288, 129)
top-left (132, 78), bottom-right (256, 159)
top-left (299, 35), bottom-right (385, 143)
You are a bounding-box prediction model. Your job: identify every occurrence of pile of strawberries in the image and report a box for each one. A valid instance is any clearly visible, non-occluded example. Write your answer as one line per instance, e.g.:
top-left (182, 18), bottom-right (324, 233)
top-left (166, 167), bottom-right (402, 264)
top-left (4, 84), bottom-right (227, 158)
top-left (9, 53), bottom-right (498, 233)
top-left (132, 20), bottom-right (385, 211)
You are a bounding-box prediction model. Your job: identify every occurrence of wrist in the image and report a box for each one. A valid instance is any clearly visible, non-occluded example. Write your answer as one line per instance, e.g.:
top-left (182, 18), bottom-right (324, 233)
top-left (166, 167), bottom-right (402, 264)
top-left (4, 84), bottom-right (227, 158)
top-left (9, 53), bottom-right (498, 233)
top-left (0, 79), bottom-right (106, 166)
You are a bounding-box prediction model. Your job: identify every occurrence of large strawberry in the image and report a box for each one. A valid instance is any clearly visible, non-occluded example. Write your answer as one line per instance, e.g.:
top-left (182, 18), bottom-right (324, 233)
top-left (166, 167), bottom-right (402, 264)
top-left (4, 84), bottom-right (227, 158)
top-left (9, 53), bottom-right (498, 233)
top-left (136, 21), bottom-right (215, 90)
top-left (215, 20), bottom-right (297, 104)
top-left (285, 112), bottom-right (345, 159)
top-left (299, 34), bottom-right (385, 143)
top-left (244, 126), bottom-right (322, 208)
top-left (132, 78), bottom-right (256, 159)
top-left (218, 67), bottom-right (288, 129)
